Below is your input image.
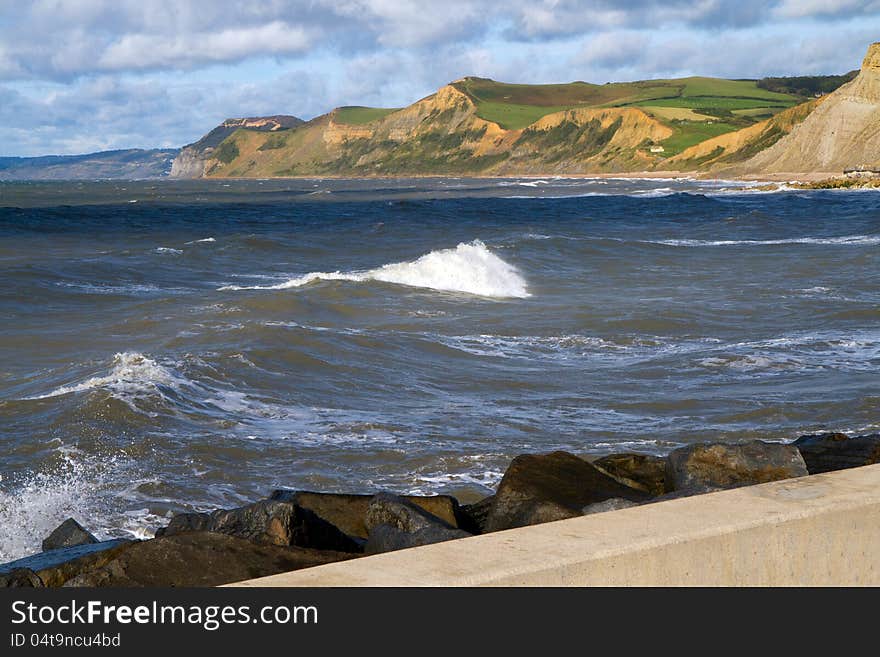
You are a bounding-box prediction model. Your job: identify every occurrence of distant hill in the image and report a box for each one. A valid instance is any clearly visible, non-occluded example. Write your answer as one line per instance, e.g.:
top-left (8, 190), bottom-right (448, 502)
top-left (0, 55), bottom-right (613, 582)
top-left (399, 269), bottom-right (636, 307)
top-left (756, 71), bottom-right (858, 97)
top-left (171, 63), bottom-right (859, 178)
top-left (0, 149), bottom-right (178, 180)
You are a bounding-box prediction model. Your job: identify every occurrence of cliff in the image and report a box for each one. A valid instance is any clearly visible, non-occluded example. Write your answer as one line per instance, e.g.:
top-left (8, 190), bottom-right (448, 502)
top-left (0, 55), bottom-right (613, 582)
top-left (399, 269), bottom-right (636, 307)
top-left (732, 43), bottom-right (880, 176)
top-left (170, 115), bottom-right (303, 179)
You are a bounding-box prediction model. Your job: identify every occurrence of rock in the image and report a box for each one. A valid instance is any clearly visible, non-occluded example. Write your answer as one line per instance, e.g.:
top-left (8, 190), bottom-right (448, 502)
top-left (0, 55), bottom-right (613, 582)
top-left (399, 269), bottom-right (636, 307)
top-left (649, 485), bottom-right (724, 502)
top-left (593, 453), bottom-right (669, 496)
top-left (456, 495), bottom-right (494, 534)
top-left (582, 483), bottom-right (729, 517)
top-left (793, 432), bottom-right (880, 474)
top-left (268, 490), bottom-right (461, 539)
top-left (158, 500), bottom-right (362, 553)
top-left (485, 451), bottom-right (650, 532)
top-left (42, 518), bottom-right (98, 551)
top-left (366, 524), bottom-right (470, 554)
top-left (581, 498), bottom-right (640, 515)
top-left (0, 568), bottom-right (44, 588)
top-left (63, 532), bottom-right (354, 587)
top-left (364, 494), bottom-right (470, 554)
top-left (0, 539), bottom-right (133, 587)
top-left (666, 441), bottom-right (808, 491)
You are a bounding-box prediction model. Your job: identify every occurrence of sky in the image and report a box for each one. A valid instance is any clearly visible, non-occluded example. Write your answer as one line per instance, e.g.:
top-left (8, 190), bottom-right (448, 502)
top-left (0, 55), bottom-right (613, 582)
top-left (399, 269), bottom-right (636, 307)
top-left (2, 0), bottom-right (880, 156)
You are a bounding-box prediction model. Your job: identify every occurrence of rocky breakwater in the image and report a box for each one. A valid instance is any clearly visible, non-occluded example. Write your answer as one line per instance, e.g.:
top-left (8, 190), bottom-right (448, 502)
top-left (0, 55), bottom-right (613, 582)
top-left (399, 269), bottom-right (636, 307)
top-left (2, 431), bottom-right (878, 587)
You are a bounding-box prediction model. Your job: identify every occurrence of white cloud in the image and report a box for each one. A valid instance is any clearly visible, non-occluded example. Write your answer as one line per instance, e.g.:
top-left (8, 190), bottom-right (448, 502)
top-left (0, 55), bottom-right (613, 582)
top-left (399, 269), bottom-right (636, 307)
top-left (774, 0), bottom-right (880, 19)
top-left (98, 22), bottom-right (312, 71)
top-left (2, 1), bottom-right (880, 155)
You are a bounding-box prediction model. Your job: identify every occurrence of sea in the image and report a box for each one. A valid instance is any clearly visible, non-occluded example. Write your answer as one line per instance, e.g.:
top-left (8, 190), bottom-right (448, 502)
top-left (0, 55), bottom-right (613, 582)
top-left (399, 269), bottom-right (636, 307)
top-left (1, 176), bottom-right (878, 560)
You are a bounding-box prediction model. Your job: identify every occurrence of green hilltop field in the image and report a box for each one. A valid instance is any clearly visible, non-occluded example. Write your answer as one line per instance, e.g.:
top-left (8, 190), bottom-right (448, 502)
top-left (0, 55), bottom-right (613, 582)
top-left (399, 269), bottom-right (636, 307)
top-left (452, 76), bottom-right (804, 155)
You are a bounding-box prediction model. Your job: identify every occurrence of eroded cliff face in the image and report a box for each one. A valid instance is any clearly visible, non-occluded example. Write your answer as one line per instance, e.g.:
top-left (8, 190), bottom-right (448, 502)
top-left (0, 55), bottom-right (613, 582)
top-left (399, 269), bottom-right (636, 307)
top-left (193, 84), bottom-right (678, 177)
top-left (667, 99), bottom-right (824, 171)
top-left (734, 42), bottom-right (880, 175)
top-left (170, 115), bottom-right (303, 178)
top-left (169, 147), bottom-right (209, 178)
top-left (493, 107), bottom-right (671, 174)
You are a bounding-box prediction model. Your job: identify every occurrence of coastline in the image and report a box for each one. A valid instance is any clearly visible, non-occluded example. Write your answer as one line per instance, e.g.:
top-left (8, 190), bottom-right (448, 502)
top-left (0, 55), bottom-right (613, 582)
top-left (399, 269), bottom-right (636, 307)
top-left (3, 430), bottom-right (877, 587)
top-left (194, 170), bottom-right (850, 185)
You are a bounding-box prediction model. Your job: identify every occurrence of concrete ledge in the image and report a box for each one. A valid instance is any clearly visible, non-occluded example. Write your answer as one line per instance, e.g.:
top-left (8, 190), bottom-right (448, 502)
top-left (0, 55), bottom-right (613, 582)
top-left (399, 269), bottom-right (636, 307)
top-left (228, 464), bottom-right (880, 586)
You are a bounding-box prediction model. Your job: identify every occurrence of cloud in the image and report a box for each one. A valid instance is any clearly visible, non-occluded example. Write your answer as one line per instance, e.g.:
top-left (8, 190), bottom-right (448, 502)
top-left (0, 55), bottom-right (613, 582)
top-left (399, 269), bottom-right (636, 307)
top-left (572, 25), bottom-right (877, 80)
top-left (774, 0), bottom-right (880, 19)
top-left (2, 1), bottom-right (880, 155)
top-left (5, 1), bottom-right (879, 81)
top-left (97, 22), bottom-right (312, 71)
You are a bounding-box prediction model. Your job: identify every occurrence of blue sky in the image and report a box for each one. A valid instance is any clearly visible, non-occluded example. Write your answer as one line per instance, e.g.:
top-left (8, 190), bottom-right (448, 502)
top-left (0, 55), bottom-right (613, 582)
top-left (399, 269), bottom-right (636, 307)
top-left (2, 0), bottom-right (880, 156)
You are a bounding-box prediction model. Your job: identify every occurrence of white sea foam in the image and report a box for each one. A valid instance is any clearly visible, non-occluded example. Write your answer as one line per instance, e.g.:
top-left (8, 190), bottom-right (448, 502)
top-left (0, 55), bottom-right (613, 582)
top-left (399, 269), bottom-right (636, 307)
top-left (27, 352), bottom-right (185, 402)
top-left (56, 282), bottom-right (167, 295)
top-left (154, 247), bottom-right (183, 254)
top-left (699, 354), bottom-right (797, 372)
top-left (650, 234), bottom-right (880, 247)
top-left (221, 239), bottom-right (531, 298)
top-left (0, 457), bottom-right (103, 561)
top-left (185, 237), bottom-right (216, 244)
top-left (0, 452), bottom-right (168, 560)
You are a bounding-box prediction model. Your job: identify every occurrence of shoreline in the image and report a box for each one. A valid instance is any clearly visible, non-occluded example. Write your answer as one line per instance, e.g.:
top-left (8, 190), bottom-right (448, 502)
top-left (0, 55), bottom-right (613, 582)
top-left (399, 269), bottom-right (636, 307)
top-left (190, 170), bottom-right (855, 185)
top-left (3, 429), bottom-right (877, 587)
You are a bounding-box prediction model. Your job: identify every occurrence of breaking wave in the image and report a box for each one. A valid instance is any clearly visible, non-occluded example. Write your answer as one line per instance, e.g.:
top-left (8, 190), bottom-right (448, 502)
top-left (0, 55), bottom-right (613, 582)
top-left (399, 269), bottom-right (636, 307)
top-left (221, 239), bottom-right (531, 298)
top-left (26, 352), bottom-right (187, 402)
top-left (0, 451), bottom-right (161, 561)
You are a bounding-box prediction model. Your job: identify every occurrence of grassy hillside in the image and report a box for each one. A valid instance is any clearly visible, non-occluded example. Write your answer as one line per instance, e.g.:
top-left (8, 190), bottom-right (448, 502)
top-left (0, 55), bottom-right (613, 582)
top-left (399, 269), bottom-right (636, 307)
top-left (333, 106), bottom-right (401, 125)
top-left (444, 75), bottom-right (812, 156)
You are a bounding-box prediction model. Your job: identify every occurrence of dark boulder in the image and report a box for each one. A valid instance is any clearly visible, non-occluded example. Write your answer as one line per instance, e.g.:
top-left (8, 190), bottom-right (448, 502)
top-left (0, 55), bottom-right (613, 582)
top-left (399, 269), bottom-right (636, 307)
top-left (0, 539), bottom-right (133, 587)
top-left (269, 490), bottom-right (460, 539)
top-left (485, 451), bottom-right (650, 532)
top-left (63, 532), bottom-right (354, 587)
top-left (456, 495), bottom-right (495, 534)
top-left (158, 500), bottom-right (361, 553)
top-left (581, 497), bottom-right (640, 515)
top-left (593, 453), bottom-right (670, 496)
top-left (364, 493), bottom-right (470, 554)
top-left (0, 568), bottom-right (44, 588)
top-left (42, 518), bottom-right (98, 552)
top-left (581, 485), bottom-right (725, 516)
top-left (666, 441), bottom-right (808, 491)
top-left (793, 432), bottom-right (880, 474)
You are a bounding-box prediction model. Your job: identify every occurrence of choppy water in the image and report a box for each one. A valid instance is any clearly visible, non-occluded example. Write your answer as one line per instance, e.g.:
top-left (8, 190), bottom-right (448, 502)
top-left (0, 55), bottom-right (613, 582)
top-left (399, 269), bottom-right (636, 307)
top-left (1, 177), bottom-right (878, 560)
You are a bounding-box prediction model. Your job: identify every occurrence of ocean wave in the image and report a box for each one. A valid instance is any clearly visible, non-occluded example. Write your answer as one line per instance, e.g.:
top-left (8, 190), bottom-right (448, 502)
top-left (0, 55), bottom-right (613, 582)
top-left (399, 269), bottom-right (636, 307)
top-left (698, 354), bottom-right (800, 372)
top-left (0, 455), bottom-right (107, 561)
top-left (154, 247), bottom-right (183, 254)
top-left (430, 332), bottom-right (716, 362)
top-left (220, 239), bottom-right (531, 298)
top-left (696, 330), bottom-right (880, 373)
top-left (55, 282), bottom-right (169, 296)
top-left (648, 235), bottom-right (880, 247)
top-left (25, 352), bottom-right (189, 403)
top-left (0, 450), bottom-right (168, 561)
